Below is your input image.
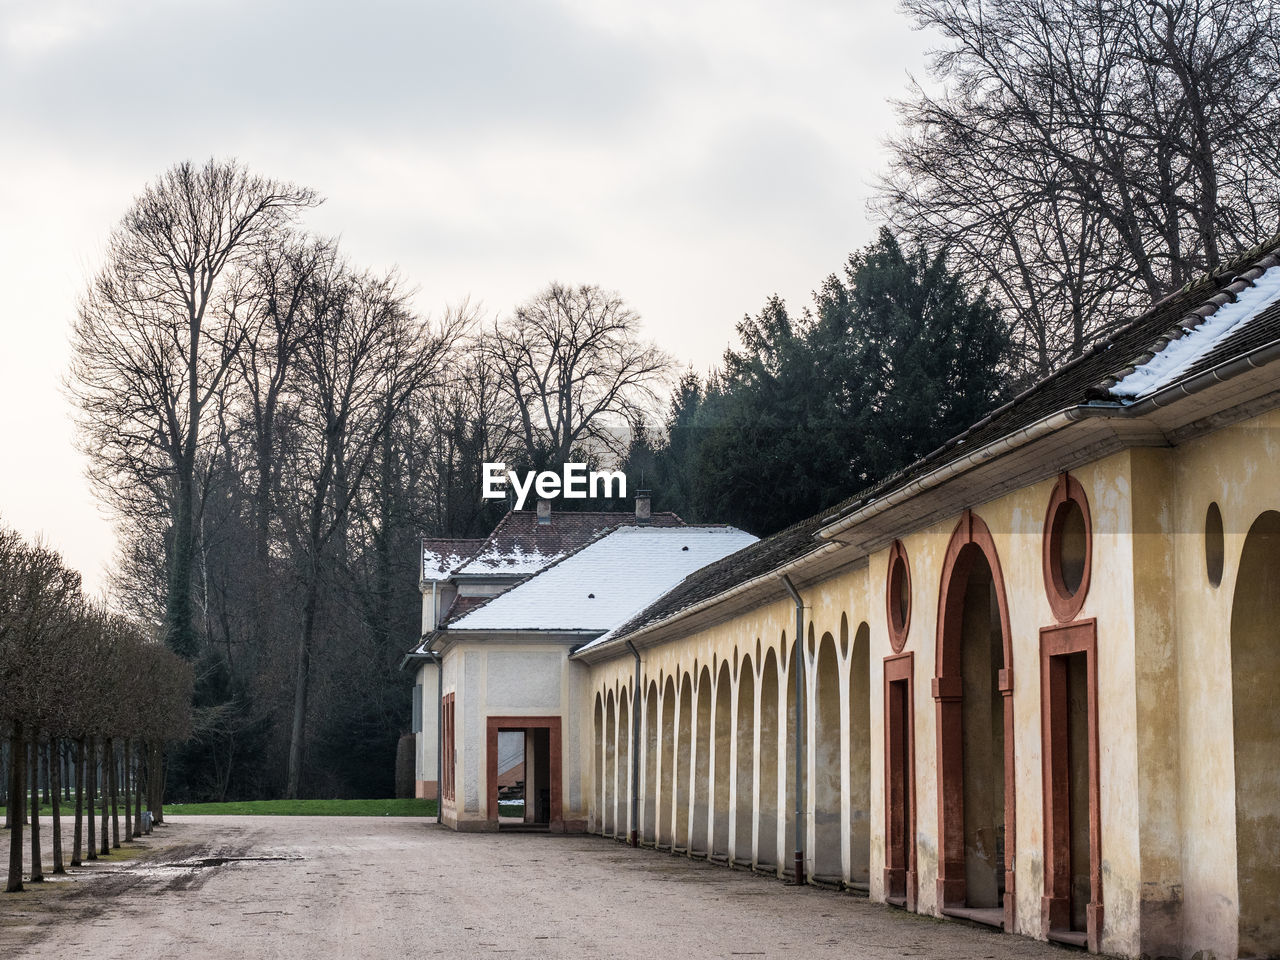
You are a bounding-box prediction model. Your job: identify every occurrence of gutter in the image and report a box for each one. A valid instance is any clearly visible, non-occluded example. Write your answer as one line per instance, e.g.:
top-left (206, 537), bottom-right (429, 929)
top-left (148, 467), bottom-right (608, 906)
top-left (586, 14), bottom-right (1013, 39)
top-left (625, 640), bottom-right (642, 847)
top-left (779, 574), bottom-right (805, 885)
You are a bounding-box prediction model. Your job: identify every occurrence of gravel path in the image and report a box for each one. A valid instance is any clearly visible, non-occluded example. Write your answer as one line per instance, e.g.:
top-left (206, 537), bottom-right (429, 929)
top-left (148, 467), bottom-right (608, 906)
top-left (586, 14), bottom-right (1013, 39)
top-left (0, 816), bottom-right (1070, 959)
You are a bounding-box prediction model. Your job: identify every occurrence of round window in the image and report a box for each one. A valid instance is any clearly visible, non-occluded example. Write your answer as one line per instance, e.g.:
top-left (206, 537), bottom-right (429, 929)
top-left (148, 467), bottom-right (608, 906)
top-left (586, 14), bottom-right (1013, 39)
top-left (1205, 502), bottom-right (1224, 588)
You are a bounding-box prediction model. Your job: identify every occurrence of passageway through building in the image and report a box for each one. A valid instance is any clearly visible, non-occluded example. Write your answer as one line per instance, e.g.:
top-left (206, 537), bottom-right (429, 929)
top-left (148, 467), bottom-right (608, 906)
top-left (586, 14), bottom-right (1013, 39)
top-left (594, 695), bottom-right (603, 834)
top-left (712, 663), bottom-right (732, 859)
top-left (758, 651), bottom-right (780, 870)
top-left (1232, 510), bottom-right (1280, 958)
top-left (936, 515), bottom-right (1014, 930)
top-left (959, 558), bottom-right (1005, 916)
top-left (604, 694), bottom-right (616, 836)
top-left (784, 639), bottom-right (797, 877)
top-left (675, 677), bottom-right (692, 851)
top-left (643, 683), bottom-right (658, 843)
top-left (734, 655), bottom-right (755, 865)
top-left (849, 621), bottom-right (871, 888)
top-left (659, 678), bottom-right (676, 848)
top-left (813, 633), bottom-right (842, 881)
top-left (692, 668), bottom-right (712, 855)
top-left (488, 718), bottom-right (557, 831)
top-left (617, 694), bottom-right (631, 840)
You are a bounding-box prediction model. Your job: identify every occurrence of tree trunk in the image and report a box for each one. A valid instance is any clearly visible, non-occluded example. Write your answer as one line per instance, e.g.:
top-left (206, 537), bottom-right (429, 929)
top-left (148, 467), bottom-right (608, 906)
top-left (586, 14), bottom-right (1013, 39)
top-left (6, 721), bottom-right (25, 893)
top-left (29, 739), bottom-right (43, 882)
top-left (99, 740), bottom-right (109, 857)
top-left (72, 738), bottom-right (84, 866)
top-left (86, 736), bottom-right (97, 861)
top-left (0, 742), bottom-right (8, 829)
top-left (109, 739), bottom-right (120, 849)
top-left (132, 746), bottom-right (142, 838)
top-left (286, 572), bottom-right (321, 799)
top-left (165, 464), bottom-right (198, 660)
top-left (50, 738), bottom-right (64, 874)
top-left (123, 740), bottom-right (133, 841)
top-left (148, 742), bottom-right (165, 826)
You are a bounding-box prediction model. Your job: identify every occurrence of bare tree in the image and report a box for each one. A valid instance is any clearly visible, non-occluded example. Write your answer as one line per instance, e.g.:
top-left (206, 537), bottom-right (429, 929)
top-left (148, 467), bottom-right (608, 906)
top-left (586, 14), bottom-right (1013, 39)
top-left (280, 263), bottom-right (461, 798)
top-left (485, 284), bottom-right (671, 467)
top-left (879, 0), bottom-right (1280, 378)
top-left (69, 159), bottom-right (320, 658)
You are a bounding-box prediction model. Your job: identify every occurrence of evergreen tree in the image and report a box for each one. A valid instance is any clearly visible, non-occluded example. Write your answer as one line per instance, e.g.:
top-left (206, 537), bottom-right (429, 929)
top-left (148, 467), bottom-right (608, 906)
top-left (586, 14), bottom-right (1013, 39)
top-left (645, 229), bottom-right (1010, 535)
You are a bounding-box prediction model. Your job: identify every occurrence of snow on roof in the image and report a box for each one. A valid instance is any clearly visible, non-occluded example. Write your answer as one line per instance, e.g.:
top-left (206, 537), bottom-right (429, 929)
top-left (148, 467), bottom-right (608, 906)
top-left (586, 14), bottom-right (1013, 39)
top-left (449, 509), bottom-right (684, 580)
top-left (456, 545), bottom-right (565, 577)
top-left (421, 538), bottom-right (484, 582)
top-left (447, 525), bottom-right (758, 634)
top-left (1111, 263), bottom-right (1280, 398)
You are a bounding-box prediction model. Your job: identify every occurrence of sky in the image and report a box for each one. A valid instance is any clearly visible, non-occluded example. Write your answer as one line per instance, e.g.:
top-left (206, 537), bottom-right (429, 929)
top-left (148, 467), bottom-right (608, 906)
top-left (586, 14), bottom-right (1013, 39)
top-left (0, 0), bottom-right (934, 596)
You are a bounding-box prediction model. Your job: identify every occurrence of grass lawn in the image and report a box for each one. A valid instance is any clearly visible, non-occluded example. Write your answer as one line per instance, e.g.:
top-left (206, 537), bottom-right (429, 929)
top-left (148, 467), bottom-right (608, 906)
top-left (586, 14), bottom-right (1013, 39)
top-left (3, 797), bottom-right (440, 818)
top-left (164, 798), bottom-right (438, 817)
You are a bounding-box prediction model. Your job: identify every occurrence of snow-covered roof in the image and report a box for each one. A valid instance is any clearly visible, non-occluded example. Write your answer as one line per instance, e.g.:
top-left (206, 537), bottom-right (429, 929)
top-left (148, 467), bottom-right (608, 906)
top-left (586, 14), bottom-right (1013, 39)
top-left (421, 538), bottom-right (484, 583)
top-left (455, 545), bottom-right (565, 577)
top-left (446, 525), bottom-right (757, 635)
top-left (433, 509), bottom-right (685, 582)
top-left (1111, 263), bottom-right (1280, 398)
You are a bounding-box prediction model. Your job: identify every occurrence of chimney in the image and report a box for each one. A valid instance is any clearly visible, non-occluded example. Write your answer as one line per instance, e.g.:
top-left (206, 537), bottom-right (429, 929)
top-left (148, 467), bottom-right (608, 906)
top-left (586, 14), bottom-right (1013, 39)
top-left (537, 499), bottom-right (552, 525)
top-left (635, 489), bottom-right (651, 524)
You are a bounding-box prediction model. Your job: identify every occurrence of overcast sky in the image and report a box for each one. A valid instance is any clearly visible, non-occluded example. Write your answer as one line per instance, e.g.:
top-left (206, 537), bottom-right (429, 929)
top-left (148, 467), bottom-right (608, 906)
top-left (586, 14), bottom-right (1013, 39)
top-left (0, 0), bottom-right (933, 595)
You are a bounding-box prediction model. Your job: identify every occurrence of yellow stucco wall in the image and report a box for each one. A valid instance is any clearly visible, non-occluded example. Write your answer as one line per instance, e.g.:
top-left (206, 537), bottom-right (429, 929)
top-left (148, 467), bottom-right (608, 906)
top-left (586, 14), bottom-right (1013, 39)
top-left (579, 406), bottom-right (1280, 958)
top-left (438, 639), bottom-right (590, 830)
top-left (1169, 408), bottom-right (1280, 960)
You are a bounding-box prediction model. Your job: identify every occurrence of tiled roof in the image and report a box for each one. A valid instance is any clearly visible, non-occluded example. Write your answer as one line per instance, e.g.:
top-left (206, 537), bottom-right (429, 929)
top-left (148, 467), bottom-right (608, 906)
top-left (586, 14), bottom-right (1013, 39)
top-left (421, 539), bottom-right (485, 583)
top-left (440, 594), bottom-right (490, 624)
top-left (609, 232), bottom-right (1280, 645)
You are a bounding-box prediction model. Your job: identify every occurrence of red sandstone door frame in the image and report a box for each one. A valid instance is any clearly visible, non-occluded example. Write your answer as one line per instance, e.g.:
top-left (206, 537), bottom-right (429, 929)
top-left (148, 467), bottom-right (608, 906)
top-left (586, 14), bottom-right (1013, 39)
top-left (933, 509), bottom-right (1017, 930)
top-left (883, 651), bottom-right (917, 911)
top-left (1039, 619), bottom-right (1102, 951)
top-left (486, 716), bottom-right (563, 831)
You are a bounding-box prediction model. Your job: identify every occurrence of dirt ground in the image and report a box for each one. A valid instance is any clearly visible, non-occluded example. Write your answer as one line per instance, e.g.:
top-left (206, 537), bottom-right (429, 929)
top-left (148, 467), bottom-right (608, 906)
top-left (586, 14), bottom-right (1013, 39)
top-left (0, 815), bottom-right (1075, 959)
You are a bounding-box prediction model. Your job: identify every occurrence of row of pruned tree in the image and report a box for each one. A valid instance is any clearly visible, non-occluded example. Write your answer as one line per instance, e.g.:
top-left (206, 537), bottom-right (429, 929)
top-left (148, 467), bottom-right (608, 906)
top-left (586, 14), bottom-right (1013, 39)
top-left (0, 525), bottom-right (192, 893)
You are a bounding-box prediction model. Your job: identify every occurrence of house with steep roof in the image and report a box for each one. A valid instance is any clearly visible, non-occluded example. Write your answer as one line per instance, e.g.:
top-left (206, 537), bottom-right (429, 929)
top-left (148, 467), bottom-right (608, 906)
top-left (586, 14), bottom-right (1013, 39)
top-left (403, 495), bottom-right (721, 803)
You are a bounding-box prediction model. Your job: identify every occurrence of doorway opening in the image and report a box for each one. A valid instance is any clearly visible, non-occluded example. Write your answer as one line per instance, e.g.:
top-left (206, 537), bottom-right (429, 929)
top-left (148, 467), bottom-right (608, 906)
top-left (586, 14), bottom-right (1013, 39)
top-left (1232, 510), bottom-right (1280, 957)
top-left (935, 511), bottom-right (1015, 931)
top-left (486, 716), bottom-right (561, 831)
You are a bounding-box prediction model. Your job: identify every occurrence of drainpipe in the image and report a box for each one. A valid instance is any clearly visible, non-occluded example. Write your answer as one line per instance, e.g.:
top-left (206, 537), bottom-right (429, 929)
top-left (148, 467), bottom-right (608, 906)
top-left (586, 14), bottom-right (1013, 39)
top-left (779, 574), bottom-right (805, 885)
top-left (430, 584), bottom-right (443, 825)
top-left (626, 639), bottom-right (642, 847)
top-left (434, 647), bottom-right (443, 825)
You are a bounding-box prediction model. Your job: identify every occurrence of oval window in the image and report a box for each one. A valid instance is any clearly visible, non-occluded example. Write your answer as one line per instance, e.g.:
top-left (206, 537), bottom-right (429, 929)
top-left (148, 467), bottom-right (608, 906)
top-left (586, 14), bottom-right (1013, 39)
top-left (1205, 502), bottom-right (1224, 588)
top-left (886, 541), bottom-right (912, 652)
top-left (1055, 499), bottom-right (1087, 596)
top-left (1043, 474), bottom-right (1092, 621)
